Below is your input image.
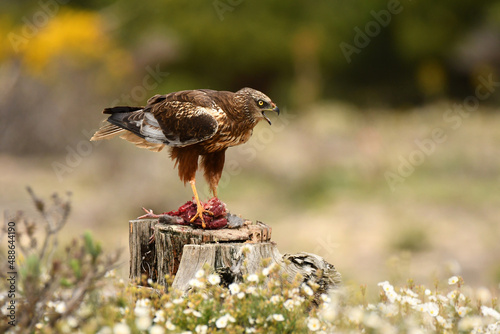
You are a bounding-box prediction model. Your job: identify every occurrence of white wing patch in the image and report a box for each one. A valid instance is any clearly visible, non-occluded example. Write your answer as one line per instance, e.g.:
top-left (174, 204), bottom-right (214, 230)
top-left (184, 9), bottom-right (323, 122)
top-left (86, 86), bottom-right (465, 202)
top-left (140, 112), bottom-right (167, 144)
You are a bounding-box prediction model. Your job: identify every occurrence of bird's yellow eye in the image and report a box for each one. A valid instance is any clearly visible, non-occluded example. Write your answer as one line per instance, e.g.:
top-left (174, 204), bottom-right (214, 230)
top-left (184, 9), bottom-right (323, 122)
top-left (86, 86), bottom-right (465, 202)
top-left (258, 100), bottom-right (264, 107)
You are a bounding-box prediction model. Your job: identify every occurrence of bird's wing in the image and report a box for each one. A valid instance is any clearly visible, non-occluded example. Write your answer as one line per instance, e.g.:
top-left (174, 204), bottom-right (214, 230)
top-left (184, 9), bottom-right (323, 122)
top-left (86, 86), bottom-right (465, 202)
top-left (145, 90), bottom-right (222, 147)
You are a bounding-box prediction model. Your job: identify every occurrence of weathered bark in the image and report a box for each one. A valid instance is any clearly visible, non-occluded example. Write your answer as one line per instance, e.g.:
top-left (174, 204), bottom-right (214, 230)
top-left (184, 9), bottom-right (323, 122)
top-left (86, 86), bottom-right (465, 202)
top-left (154, 220), bottom-right (272, 287)
top-left (129, 219), bottom-right (158, 283)
top-left (172, 243), bottom-right (342, 297)
top-left (129, 217), bottom-right (341, 296)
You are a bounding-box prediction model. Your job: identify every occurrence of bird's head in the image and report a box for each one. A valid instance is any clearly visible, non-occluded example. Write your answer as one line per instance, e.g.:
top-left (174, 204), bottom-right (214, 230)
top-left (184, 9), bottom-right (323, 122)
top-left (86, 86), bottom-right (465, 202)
top-left (237, 87), bottom-right (280, 125)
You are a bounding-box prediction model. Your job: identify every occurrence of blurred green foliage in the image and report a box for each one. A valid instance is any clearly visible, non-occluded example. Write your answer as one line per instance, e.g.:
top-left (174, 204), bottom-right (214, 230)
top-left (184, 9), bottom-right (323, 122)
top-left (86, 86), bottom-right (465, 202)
top-left (1, 0), bottom-right (500, 154)
top-left (3, 0), bottom-right (500, 105)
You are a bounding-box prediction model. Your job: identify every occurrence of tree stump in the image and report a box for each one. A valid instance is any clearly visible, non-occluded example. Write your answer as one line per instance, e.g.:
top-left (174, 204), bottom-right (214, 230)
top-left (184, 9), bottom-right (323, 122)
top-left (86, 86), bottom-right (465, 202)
top-left (129, 216), bottom-right (341, 295)
top-left (154, 219), bottom-right (272, 287)
top-left (129, 219), bottom-right (158, 283)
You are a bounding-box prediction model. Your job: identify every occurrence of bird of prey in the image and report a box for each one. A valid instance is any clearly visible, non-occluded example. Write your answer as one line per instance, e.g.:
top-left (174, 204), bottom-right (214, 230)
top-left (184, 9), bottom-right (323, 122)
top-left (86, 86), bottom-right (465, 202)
top-left (91, 88), bottom-right (279, 228)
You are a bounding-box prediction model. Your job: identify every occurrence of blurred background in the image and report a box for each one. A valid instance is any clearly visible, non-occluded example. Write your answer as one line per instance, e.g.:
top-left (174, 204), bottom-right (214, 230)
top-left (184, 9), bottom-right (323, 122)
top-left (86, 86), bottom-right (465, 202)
top-left (1, 0), bottom-right (499, 290)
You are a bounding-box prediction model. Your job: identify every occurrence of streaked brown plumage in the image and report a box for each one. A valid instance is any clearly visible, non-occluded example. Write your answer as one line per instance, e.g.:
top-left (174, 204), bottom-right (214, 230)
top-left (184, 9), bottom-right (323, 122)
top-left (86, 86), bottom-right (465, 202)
top-left (91, 88), bottom-right (279, 227)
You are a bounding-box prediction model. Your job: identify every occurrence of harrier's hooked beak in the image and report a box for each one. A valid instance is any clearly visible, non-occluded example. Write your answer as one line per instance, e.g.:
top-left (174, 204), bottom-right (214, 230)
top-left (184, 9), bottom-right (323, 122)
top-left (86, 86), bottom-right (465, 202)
top-left (262, 104), bottom-right (280, 125)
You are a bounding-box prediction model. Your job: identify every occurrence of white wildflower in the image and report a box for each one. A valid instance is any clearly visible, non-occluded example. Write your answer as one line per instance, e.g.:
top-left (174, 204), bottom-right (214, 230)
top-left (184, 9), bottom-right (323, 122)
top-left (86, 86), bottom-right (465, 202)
top-left (294, 296), bottom-right (305, 305)
top-left (183, 309), bottom-right (193, 315)
top-left (188, 279), bottom-right (205, 289)
top-left (414, 303), bottom-right (427, 313)
top-left (403, 288), bottom-right (419, 298)
top-left (481, 306), bottom-right (500, 320)
top-left (289, 288), bottom-right (300, 297)
top-left (153, 310), bottom-right (165, 323)
top-left (302, 284), bottom-right (314, 296)
top-left (165, 302), bottom-right (174, 308)
top-left (55, 301), bottom-right (67, 314)
top-left (135, 315), bottom-right (152, 331)
top-left (247, 274), bottom-right (259, 283)
top-left (147, 278), bottom-right (154, 285)
top-left (456, 306), bottom-right (469, 317)
top-left (237, 292), bottom-right (245, 299)
top-left (401, 296), bottom-right (421, 306)
top-left (113, 323), bottom-right (131, 334)
top-left (272, 314), bottom-right (285, 322)
top-left (66, 316), bottom-right (78, 328)
top-left (270, 295), bottom-right (281, 304)
top-left (307, 317), bottom-right (321, 331)
top-left (150, 325), bottom-right (165, 334)
top-left (195, 325), bottom-right (208, 334)
top-left (193, 310), bottom-right (202, 318)
top-left (195, 269), bottom-right (205, 278)
top-left (136, 299), bottom-right (151, 308)
top-left (320, 293), bottom-right (331, 303)
top-left (436, 315), bottom-right (449, 328)
top-left (437, 294), bottom-right (448, 303)
top-left (245, 328), bottom-right (256, 333)
top-left (207, 274), bottom-right (221, 285)
top-left (447, 290), bottom-right (458, 300)
top-left (262, 263), bottom-right (276, 276)
top-left (246, 286), bottom-right (257, 295)
top-left (487, 322), bottom-right (500, 333)
top-left (104, 269), bottom-right (116, 278)
top-left (378, 281), bottom-right (394, 293)
top-left (216, 315), bottom-right (228, 329)
top-left (97, 326), bottom-right (112, 334)
top-left (378, 303), bottom-right (399, 317)
top-left (424, 289), bottom-right (431, 296)
top-left (229, 283), bottom-right (240, 294)
top-left (386, 289), bottom-right (400, 303)
top-left (426, 302), bottom-right (439, 317)
top-left (166, 320), bottom-right (176, 330)
top-left (448, 276), bottom-right (459, 285)
top-left (134, 305), bottom-right (150, 318)
top-left (284, 299), bottom-right (294, 311)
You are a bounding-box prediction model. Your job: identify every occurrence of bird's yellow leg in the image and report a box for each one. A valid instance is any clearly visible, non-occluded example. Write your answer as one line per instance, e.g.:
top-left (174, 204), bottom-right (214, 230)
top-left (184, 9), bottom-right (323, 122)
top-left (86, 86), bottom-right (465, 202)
top-left (189, 179), bottom-right (213, 228)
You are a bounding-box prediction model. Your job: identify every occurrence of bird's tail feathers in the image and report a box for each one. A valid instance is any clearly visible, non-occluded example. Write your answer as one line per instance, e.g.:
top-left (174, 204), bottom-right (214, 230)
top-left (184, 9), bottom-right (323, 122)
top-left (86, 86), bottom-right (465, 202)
top-left (103, 106), bottom-right (143, 114)
top-left (119, 132), bottom-right (165, 152)
top-left (90, 123), bottom-right (125, 141)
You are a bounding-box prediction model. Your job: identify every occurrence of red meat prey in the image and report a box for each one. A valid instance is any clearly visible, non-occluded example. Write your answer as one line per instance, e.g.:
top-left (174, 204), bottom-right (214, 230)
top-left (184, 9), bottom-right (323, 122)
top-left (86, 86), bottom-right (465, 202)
top-left (165, 197), bottom-right (228, 229)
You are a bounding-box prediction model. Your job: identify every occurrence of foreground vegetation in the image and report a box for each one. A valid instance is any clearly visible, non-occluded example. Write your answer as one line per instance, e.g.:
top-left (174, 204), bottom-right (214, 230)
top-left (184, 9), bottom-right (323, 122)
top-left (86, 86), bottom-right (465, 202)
top-left (1, 189), bottom-right (499, 333)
